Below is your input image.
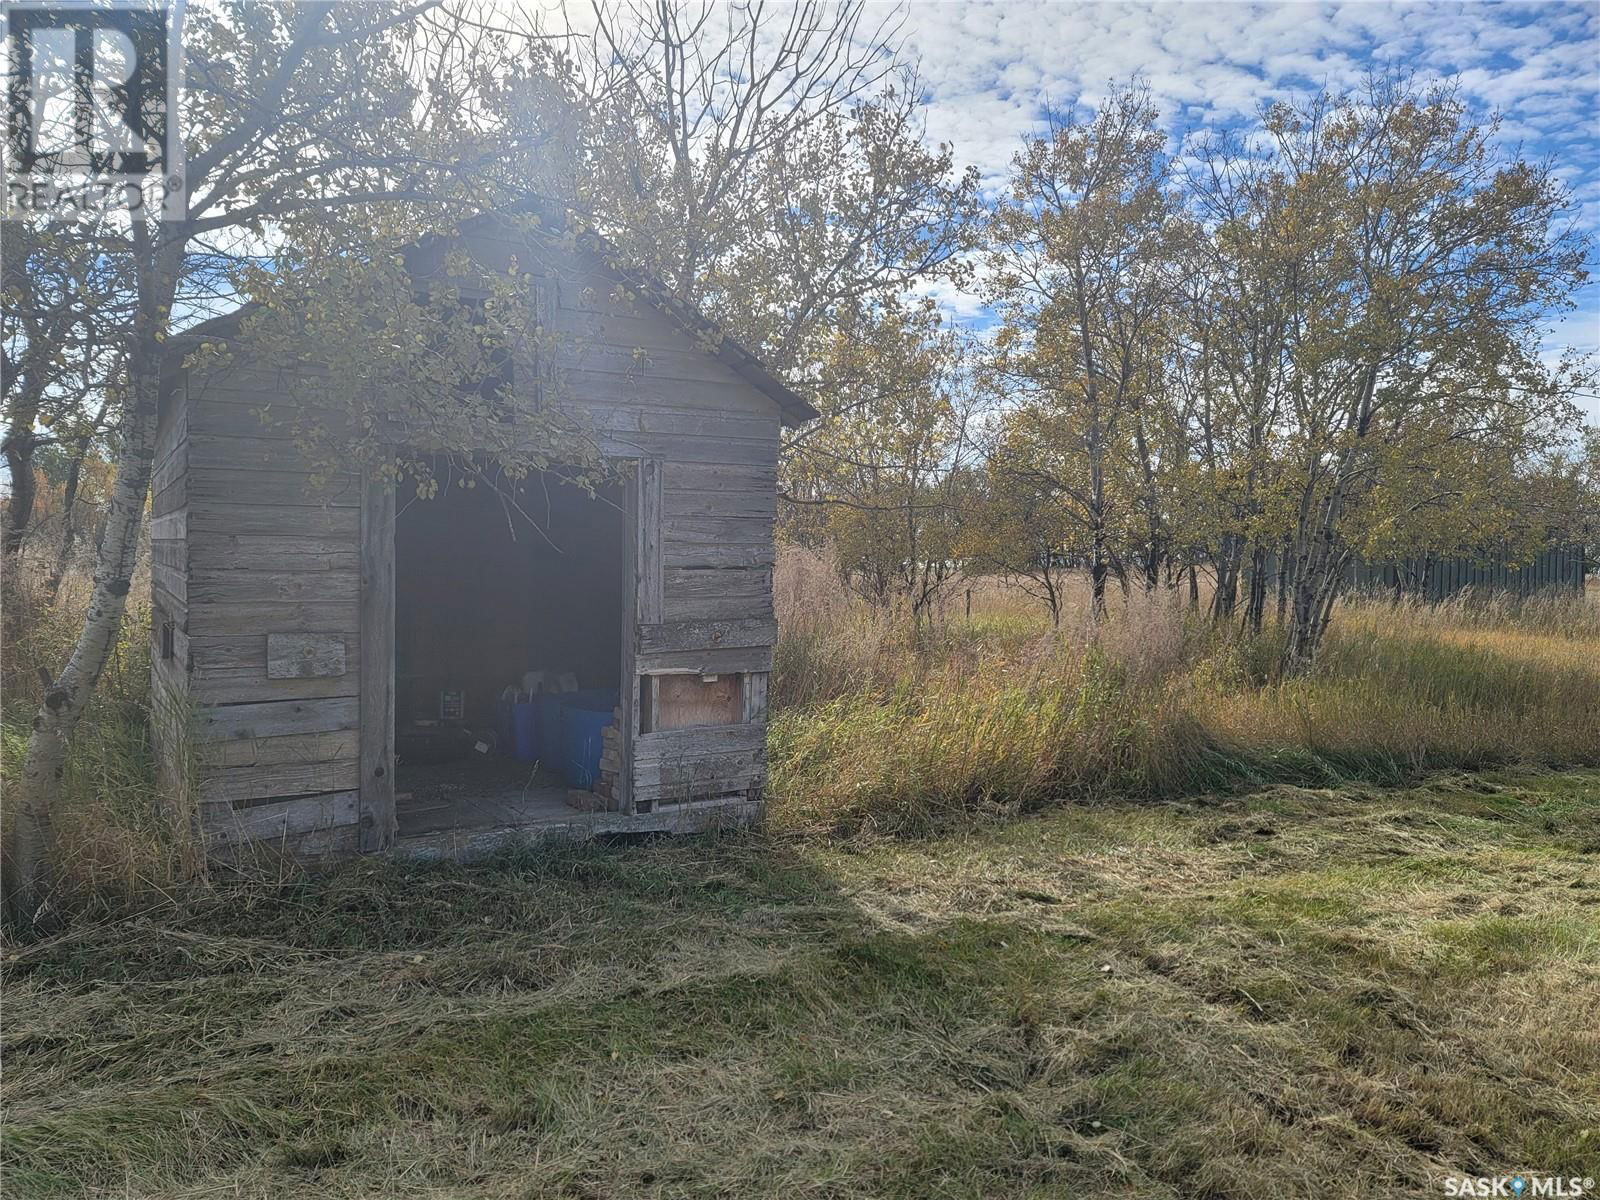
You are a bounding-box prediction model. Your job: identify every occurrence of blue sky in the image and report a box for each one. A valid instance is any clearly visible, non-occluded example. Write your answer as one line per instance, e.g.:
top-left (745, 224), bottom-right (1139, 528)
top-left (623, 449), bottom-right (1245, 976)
top-left (893, 0), bottom-right (1600, 420)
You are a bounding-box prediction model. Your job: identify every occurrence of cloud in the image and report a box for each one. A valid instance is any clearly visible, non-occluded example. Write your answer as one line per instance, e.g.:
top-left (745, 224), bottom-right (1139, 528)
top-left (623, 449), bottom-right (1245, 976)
top-left (899, 1), bottom-right (1598, 363)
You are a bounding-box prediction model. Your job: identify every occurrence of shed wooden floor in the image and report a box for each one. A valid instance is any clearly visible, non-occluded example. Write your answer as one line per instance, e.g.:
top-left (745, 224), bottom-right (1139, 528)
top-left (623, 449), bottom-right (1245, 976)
top-left (395, 756), bottom-right (573, 836)
top-left (391, 753), bottom-right (762, 859)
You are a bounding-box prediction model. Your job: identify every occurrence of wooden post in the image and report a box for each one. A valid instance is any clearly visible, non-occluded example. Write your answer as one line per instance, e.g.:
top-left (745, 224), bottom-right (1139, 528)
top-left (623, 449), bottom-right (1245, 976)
top-left (358, 466), bottom-right (396, 851)
top-left (629, 457), bottom-right (663, 813)
top-left (618, 461), bottom-right (639, 814)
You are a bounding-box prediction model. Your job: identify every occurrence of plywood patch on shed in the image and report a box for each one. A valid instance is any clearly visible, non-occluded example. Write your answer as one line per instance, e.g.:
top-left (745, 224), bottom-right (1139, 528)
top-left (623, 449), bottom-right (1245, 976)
top-left (649, 673), bottom-right (742, 731)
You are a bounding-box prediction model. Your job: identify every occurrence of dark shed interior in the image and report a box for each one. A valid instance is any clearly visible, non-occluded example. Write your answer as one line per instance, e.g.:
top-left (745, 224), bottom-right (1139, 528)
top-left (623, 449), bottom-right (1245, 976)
top-left (392, 464), bottom-right (626, 834)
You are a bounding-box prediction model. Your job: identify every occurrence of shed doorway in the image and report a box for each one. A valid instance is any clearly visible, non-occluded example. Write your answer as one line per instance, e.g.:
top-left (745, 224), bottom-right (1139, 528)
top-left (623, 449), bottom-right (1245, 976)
top-left (391, 462), bottom-right (627, 839)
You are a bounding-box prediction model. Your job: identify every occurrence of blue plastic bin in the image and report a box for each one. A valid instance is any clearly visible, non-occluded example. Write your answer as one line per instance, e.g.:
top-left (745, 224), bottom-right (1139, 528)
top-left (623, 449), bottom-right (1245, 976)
top-left (564, 688), bottom-right (618, 713)
top-left (495, 698), bottom-right (515, 752)
top-left (510, 701), bottom-right (539, 762)
top-left (535, 694), bottom-right (566, 765)
top-left (563, 705), bottom-right (613, 788)
top-left (558, 689), bottom-right (619, 788)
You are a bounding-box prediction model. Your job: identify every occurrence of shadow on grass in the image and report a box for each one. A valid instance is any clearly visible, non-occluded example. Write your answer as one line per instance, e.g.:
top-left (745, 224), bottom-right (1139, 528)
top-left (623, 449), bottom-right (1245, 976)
top-left (5, 775), bottom-right (1598, 1199)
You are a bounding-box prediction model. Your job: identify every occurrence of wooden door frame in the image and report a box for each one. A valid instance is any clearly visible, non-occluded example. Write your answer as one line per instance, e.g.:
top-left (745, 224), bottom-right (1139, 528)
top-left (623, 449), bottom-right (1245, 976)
top-left (358, 464), bottom-right (396, 851)
top-left (622, 455), bottom-right (663, 814)
top-left (361, 453), bottom-right (658, 840)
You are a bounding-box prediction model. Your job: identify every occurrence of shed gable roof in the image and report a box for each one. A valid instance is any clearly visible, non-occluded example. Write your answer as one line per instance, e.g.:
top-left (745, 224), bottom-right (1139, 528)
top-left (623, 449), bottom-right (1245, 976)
top-left (174, 201), bottom-right (819, 427)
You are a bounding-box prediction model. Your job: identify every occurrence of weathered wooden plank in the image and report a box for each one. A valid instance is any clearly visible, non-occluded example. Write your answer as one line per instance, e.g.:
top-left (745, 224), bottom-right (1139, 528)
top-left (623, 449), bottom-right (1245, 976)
top-left (150, 646), bottom-right (189, 701)
top-left (637, 458), bottom-right (663, 625)
top-left (267, 632), bottom-right (348, 679)
top-left (198, 696), bottom-right (359, 742)
top-left (190, 634), bottom-right (359, 671)
top-left (192, 672), bottom-right (356, 706)
top-left (634, 722), bottom-right (765, 765)
top-left (280, 821), bottom-right (361, 859)
top-left (187, 504), bottom-right (359, 537)
top-left (662, 463), bottom-right (777, 492)
top-left (663, 489), bottom-right (777, 520)
top-left (191, 398), bottom-right (354, 442)
top-left (556, 308), bottom-right (756, 360)
top-left (637, 618), bottom-right (777, 655)
top-left (664, 592), bottom-right (774, 623)
top-left (189, 466), bottom-right (361, 508)
top-left (743, 672), bottom-right (769, 723)
top-left (149, 510), bottom-right (188, 542)
top-left (201, 758), bottom-right (361, 805)
top-left (187, 431), bottom-right (325, 472)
top-left (359, 470), bottom-right (397, 853)
top-left (618, 465), bottom-right (639, 815)
top-left (583, 430), bottom-right (776, 468)
top-left (662, 515), bottom-right (773, 544)
top-left (556, 367), bottom-right (779, 418)
top-left (199, 729), bottom-right (358, 769)
top-left (151, 473), bottom-right (186, 518)
top-left (151, 583), bottom-right (187, 627)
top-left (185, 363), bottom-right (319, 397)
top-left (150, 438), bottom-right (188, 502)
top-left (636, 644), bottom-right (773, 676)
top-left (662, 541), bottom-right (775, 570)
top-left (551, 343), bottom-right (748, 389)
top-left (189, 570), bottom-right (360, 605)
top-left (156, 374), bottom-right (190, 445)
top-left (634, 751), bottom-right (767, 798)
top-left (149, 613), bottom-right (190, 660)
top-left (150, 560), bottom-right (188, 607)
top-left (664, 567), bottom-right (773, 602)
top-left (150, 540), bottom-right (187, 570)
top-left (187, 601), bottom-right (358, 637)
top-left (190, 534), bottom-right (359, 572)
top-left (203, 790), bottom-right (359, 844)
top-left (636, 775), bottom-right (765, 804)
top-left (149, 681), bottom-right (193, 806)
top-left (565, 404), bottom-right (779, 444)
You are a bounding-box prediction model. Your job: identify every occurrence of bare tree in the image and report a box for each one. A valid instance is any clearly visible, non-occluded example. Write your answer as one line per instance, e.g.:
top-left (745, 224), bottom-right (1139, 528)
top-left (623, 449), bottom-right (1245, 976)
top-left (562, 0), bottom-right (979, 426)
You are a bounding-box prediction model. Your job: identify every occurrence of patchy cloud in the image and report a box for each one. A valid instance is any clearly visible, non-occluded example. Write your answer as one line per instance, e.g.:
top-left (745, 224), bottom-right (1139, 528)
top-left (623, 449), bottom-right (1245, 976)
top-left (899, 1), bottom-right (1598, 417)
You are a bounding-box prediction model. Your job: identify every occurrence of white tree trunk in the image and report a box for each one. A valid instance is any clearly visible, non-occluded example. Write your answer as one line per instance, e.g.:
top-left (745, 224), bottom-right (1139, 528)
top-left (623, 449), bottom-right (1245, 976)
top-left (6, 235), bottom-right (177, 924)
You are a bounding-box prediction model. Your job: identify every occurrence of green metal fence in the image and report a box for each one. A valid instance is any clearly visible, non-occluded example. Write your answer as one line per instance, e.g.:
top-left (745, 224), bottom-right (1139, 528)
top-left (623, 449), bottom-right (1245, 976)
top-left (1344, 547), bottom-right (1587, 602)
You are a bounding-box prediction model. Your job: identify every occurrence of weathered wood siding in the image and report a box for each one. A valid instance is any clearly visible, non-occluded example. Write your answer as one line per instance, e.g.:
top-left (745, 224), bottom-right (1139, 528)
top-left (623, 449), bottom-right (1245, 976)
top-left (535, 242), bottom-right (778, 808)
top-left (163, 227), bottom-right (784, 851)
top-left (173, 360), bottom-right (363, 856)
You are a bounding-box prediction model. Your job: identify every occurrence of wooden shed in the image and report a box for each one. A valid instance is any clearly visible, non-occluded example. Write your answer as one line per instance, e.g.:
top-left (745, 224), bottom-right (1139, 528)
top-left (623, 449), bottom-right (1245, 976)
top-left (149, 207), bottom-right (815, 859)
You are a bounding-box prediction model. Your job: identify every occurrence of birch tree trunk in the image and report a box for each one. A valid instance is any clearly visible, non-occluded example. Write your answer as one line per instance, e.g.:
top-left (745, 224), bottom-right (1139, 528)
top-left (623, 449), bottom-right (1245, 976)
top-left (1243, 542), bottom-right (1268, 635)
top-left (1088, 465), bottom-right (1109, 620)
top-left (1211, 532), bottom-right (1242, 621)
top-left (43, 428), bottom-right (93, 605)
top-left (5, 235), bottom-right (178, 925)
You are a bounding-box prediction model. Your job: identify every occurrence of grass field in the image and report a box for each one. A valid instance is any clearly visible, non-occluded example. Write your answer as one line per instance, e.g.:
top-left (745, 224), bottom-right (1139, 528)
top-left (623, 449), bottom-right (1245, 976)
top-left (4, 561), bottom-right (1598, 1196)
top-left (5, 768), bottom-right (1599, 1199)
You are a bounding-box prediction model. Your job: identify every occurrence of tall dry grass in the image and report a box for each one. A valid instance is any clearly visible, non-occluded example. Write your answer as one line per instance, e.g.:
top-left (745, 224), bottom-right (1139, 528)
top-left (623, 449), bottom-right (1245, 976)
top-left (4, 542), bottom-right (1595, 917)
top-left (768, 545), bottom-right (1600, 835)
top-left (2, 559), bottom-right (202, 916)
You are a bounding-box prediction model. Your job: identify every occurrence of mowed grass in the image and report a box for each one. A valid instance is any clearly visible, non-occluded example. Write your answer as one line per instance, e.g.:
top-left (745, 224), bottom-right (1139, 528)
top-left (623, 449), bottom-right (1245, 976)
top-left (5, 769), bottom-right (1598, 1199)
